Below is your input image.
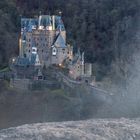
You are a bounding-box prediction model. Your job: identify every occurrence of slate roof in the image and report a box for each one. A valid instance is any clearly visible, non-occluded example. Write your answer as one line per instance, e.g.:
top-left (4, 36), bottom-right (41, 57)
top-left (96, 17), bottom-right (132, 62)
top-left (21, 15), bottom-right (65, 32)
top-left (21, 18), bottom-right (38, 32)
top-left (16, 54), bottom-right (37, 66)
top-left (39, 15), bottom-right (52, 27)
top-left (55, 16), bottom-right (65, 31)
top-left (16, 57), bottom-right (30, 66)
top-left (53, 34), bottom-right (66, 48)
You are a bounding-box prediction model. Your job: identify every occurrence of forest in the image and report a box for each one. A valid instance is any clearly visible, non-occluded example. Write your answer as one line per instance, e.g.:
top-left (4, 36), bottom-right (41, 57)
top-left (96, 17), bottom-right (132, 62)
top-left (0, 0), bottom-right (140, 81)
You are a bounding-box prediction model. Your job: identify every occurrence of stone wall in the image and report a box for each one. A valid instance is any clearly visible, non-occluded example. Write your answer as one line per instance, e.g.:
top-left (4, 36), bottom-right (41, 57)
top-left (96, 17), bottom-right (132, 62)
top-left (10, 78), bottom-right (61, 91)
top-left (10, 79), bottom-right (30, 90)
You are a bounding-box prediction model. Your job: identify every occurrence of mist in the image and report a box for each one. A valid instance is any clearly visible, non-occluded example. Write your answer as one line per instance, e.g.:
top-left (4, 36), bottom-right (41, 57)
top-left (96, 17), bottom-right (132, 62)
top-left (95, 17), bottom-right (140, 118)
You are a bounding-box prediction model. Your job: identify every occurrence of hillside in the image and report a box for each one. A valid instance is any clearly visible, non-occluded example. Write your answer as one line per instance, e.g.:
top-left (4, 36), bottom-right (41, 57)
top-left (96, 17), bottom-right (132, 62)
top-left (0, 81), bottom-right (106, 130)
top-left (0, 0), bottom-right (19, 68)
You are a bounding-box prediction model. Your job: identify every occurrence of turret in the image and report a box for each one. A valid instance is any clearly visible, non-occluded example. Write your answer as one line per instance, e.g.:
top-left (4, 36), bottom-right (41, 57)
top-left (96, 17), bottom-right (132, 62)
top-left (52, 15), bottom-right (55, 30)
top-left (81, 52), bottom-right (85, 76)
top-left (19, 37), bottom-right (23, 57)
top-left (38, 15), bottom-right (44, 30)
top-left (19, 36), bottom-right (25, 58)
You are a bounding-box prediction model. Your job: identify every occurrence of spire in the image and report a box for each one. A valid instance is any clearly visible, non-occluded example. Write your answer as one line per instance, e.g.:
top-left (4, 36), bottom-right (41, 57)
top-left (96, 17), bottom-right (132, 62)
top-left (35, 54), bottom-right (41, 66)
top-left (52, 15), bottom-right (55, 30)
top-left (81, 52), bottom-right (84, 65)
top-left (77, 48), bottom-right (81, 58)
top-left (38, 15), bottom-right (42, 29)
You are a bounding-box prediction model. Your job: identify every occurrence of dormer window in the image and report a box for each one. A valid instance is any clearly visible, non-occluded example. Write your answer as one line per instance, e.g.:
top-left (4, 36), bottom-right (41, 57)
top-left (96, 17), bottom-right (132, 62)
top-left (52, 47), bottom-right (57, 56)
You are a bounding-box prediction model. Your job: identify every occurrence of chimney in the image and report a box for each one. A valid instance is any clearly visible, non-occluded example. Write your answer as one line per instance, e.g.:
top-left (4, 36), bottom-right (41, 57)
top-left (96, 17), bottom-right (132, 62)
top-left (38, 15), bottom-right (42, 28)
top-left (52, 15), bottom-right (55, 30)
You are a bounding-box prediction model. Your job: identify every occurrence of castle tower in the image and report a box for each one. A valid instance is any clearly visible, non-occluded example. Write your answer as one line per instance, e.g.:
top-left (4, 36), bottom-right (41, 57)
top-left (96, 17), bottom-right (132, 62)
top-left (19, 37), bottom-right (23, 57)
top-left (19, 14), bottom-right (67, 67)
top-left (81, 52), bottom-right (85, 76)
top-left (84, 63), bottom-right (92, 77)
top-left (38, 15), bottom-right (44, 30)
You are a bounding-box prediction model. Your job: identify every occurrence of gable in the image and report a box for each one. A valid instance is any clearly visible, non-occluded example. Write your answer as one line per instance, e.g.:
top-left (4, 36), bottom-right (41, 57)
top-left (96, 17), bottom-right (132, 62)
top-left (54, 34), bottom-right (66, 48)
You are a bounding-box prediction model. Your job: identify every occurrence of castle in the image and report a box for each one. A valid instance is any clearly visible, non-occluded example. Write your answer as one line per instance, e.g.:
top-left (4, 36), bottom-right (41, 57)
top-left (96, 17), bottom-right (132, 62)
top-left (14, 15), bottom-right (92, 80)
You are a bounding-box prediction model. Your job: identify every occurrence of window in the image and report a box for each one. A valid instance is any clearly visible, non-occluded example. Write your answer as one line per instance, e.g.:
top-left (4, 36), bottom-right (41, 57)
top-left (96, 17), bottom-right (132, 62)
top-left (32, 49), bottom-right (36, 52)
top-left (52, 47), bottom-right (57, 56)
top-left (62, 49), bottom-right (65, 54)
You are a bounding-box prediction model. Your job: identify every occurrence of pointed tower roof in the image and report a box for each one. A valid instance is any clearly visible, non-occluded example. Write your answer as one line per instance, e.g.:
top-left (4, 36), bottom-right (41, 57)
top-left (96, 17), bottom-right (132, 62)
top-left (35, 54), bottom-right (41, 66)
top-left (30, 53), bottom-right (41, 66)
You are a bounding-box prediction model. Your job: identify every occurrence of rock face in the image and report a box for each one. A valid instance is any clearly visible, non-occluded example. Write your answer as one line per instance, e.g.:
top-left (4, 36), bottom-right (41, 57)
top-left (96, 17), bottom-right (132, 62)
top-left (0, 118), bottom-right (140, 140)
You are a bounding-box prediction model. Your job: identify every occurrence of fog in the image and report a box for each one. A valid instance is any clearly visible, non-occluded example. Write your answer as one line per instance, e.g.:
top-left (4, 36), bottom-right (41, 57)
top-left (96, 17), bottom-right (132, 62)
top-left (95, 18), bottom-right (140, 118)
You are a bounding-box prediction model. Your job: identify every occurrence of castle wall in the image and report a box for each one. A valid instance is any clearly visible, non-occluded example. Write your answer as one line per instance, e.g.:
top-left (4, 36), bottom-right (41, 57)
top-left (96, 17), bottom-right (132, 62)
top-left (25, 32), bottom-right (32, 59)
top-left (69, 63), bottom-right (82, 80)
top-left (84, 63), bottom-right (92, 77)
top-left (51, 47), bottom-right (69, 65)
top-left (32, 30), bottom-right (56, 66)
top-left (23, 29), bottom-right (56, 66)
